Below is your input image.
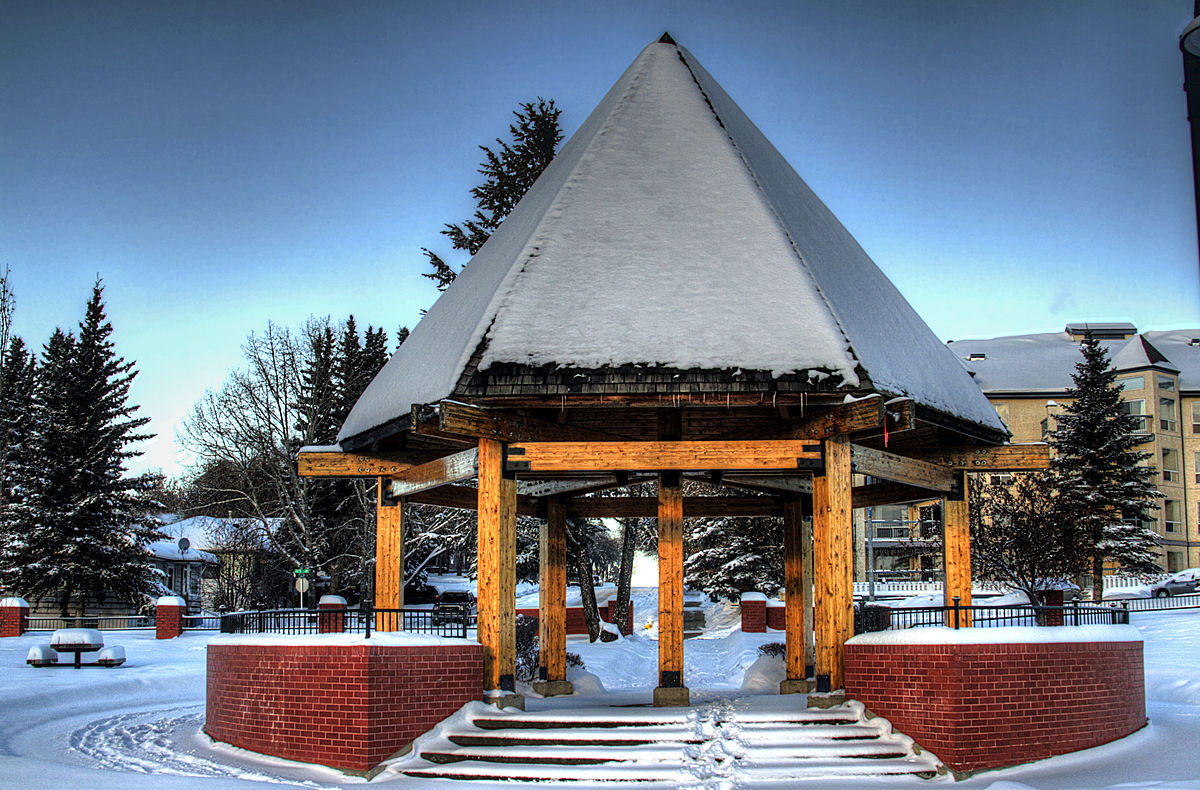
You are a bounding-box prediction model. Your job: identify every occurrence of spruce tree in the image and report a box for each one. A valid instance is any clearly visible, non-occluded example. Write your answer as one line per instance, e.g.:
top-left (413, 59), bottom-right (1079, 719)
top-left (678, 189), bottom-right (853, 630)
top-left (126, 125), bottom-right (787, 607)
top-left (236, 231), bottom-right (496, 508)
top-left (0, 337), bottom-right (38, 568)
top-left (2, 284), bottom-right (163, 615)
top-left (1050, 335), bottom-right (1162, 601)
top-left (423, 98), bottom-right (563, 291)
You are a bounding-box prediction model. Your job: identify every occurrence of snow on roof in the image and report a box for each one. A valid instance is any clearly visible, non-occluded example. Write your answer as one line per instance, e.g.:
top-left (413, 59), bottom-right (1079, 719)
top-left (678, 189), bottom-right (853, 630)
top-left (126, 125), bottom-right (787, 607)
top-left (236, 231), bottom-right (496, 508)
top-left (339, 38), bottom-right (1004, 444)
top-left (950, 328), bottom-right (1199, 394)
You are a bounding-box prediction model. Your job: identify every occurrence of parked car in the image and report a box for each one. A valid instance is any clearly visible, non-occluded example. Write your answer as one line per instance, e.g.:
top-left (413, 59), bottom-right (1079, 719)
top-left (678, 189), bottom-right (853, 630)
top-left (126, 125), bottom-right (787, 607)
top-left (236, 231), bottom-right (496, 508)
top-left (404, 583), bottom-right (439, 606)
top-left (432, 590), bottom-right (476, 625)
top-left (1150, 568), bottom-right (1200, 598)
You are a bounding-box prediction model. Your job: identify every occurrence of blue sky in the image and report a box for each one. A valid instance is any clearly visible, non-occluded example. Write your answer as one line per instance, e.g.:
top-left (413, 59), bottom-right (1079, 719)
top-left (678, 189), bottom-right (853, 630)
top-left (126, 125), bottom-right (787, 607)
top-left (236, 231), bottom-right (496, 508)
top-left (3, 0), bottom-right (1199, 478)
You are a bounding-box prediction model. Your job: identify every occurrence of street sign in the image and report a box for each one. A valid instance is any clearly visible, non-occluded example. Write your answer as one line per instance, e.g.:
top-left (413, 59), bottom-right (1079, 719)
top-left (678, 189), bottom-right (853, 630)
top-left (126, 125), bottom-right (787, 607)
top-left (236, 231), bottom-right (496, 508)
top-left (293, 568), bottom-right (311, 577)
top-left (295, 577), bottom-right (310, 593)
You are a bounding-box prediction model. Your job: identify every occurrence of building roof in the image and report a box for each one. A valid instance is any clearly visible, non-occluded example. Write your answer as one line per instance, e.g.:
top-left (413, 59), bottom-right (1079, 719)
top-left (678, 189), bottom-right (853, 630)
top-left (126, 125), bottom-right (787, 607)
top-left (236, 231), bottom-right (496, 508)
top-left (949, 327), bottom-right (1200, 395)
top-left (339, 37), bottom-right (1005, 445)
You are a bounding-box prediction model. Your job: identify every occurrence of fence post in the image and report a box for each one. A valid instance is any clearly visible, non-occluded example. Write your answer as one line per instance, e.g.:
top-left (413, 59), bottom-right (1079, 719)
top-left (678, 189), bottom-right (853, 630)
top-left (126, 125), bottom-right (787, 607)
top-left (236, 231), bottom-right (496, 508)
top-left (0, 597), bottom-right (29, 637)
top-left (155, 596), bottom-right (186, 639)
top-left (952, 596), bottom-right (961, 629)
top-left (365, 602), bottom-right (372, 639)
top-left (317, 595), bottom-right (347, 634)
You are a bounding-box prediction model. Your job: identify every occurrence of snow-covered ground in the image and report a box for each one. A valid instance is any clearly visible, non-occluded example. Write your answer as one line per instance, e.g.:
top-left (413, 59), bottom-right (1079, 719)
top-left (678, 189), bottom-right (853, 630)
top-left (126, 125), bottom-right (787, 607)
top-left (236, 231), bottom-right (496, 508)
top-left (1, 591), bottom-right (1198, 788)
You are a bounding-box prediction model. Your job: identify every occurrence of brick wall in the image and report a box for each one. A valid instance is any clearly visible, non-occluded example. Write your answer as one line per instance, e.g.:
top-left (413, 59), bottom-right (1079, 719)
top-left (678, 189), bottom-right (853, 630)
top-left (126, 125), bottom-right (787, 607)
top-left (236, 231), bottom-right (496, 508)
top-left (765, 602), bottom-right (785, 630)
top-left (517, 603), bottom-right (633, 636)
top-left (845, 639), bottom-right (1146, 773)
top-left (740, 598), bottom-right (766, 632)
top-left (156, 603), bottom-right (185, 639)
top-left (206, 641), bottom-right (483, 774)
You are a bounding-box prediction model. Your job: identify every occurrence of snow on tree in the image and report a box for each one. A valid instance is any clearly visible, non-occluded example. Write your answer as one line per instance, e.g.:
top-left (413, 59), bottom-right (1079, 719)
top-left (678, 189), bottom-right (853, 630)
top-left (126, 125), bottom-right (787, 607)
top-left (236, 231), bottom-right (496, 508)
top-left (422, 98), bottom-right (563, 291)
top-left (1050, 334), bottom-right (1163, 602)
top-left (0, 283), bottom-right (164, 616)
top-left (683, 480), bottom-right (783, 602)
top-left (0, 336), bottom-right (38, 564)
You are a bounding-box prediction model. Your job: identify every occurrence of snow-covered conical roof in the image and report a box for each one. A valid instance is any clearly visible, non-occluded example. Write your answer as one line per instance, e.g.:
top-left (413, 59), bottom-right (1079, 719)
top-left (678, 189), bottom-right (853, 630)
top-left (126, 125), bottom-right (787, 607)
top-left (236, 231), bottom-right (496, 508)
top-left (339, 37), bottom-right (1005, 445)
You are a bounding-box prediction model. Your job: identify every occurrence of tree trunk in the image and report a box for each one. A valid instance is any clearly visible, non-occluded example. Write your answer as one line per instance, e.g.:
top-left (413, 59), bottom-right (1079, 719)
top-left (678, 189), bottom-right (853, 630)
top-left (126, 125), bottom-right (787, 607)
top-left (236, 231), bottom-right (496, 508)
top-left (614, 518), bottom-right (637, 635)
top-left (575, 535), bottom-right (603, 642)
top-left (1092, 553), bottom-right (1104, 603)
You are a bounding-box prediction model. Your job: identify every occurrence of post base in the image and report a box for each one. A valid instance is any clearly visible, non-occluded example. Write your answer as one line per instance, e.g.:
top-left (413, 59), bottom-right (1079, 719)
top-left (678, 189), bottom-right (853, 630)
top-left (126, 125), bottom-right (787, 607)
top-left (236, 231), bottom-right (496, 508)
top-left (653, 686), bottom-right (691, 707)
top-left (484, 691), bottom-right (526, 710)
top-left (532, 680), bottom-right (575, 697)
top-left (806, 690), bottom-right (847, 709)
top-left (779, 678), bottom-right (812, 695)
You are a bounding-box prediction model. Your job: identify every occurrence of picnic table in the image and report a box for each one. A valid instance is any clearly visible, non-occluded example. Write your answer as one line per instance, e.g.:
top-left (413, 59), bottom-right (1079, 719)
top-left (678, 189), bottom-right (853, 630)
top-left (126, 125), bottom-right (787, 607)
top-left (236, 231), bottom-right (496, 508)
top-left (27, 629), bottom-right (125, 668)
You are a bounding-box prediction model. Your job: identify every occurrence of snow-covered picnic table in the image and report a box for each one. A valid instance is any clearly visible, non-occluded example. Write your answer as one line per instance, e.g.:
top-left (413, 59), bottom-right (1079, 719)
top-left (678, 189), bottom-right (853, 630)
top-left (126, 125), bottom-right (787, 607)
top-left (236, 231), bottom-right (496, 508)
top-left (27, 628), bottom-right (125, 668)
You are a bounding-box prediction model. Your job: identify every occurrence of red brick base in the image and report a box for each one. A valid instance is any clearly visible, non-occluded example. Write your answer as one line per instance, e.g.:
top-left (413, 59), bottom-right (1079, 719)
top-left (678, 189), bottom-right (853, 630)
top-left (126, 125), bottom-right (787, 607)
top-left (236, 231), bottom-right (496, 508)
top-left (845, 637), bottom-right (1146, 773)
top-left (1, 599), bottom-right (29, 637)
top-left (206, 640), bottom-right (483, 774)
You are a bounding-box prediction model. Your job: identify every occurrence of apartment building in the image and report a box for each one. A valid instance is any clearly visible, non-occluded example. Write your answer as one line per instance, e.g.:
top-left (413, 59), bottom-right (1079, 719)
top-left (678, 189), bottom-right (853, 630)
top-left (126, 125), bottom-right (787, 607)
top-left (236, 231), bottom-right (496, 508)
top-left (947, 324), bottom-right (1200, 572)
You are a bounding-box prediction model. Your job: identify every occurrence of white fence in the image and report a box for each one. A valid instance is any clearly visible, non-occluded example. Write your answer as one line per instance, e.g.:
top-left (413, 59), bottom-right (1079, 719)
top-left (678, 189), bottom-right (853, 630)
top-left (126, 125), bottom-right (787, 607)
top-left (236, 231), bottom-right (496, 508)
top-left (853, 575), bottom-right (1162, 597)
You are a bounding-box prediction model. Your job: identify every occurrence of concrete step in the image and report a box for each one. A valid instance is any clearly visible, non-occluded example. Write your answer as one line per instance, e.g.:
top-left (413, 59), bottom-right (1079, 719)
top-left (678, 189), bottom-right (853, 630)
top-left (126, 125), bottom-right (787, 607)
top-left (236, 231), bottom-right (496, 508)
top-left (401, 697), bottom-right (942, 784)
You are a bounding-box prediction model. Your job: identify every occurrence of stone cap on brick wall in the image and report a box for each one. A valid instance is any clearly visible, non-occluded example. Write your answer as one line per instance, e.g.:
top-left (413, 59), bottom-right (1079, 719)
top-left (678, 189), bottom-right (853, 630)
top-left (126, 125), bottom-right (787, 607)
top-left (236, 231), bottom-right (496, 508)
top-left (318, 595), bottom-right (348, 607)
top-left (847, 624), bottom-right (1142, 645)
top-left (1, 597), bottom-right (29, 608)
top-left (156, 596), bottom-right (187, 607)
top-left (210, 633), bottom-right (480, 647)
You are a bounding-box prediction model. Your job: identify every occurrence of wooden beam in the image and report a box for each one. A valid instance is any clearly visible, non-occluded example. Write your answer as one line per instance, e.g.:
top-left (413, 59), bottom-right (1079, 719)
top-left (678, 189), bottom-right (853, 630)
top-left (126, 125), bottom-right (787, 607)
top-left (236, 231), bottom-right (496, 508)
top-left (723, 475), bottom-right (813, 496)
top-left (917, 443), bottom-right (1050, 471)
top-left (538, 500), bottom-right (569, 690)
top-left (477, 439), bottom-right (517, 697)
top-left (374, 483), bottom-right (403, 631)
top-left (852, 481), bottom-right (941, 509)
top-left (406, 485), bottom-right (541, 517)
top-left (943, 474), bottom-right (972, 627)
top-left (813, 434), bottom-right (853, 694)
top-left (387, 448), bottom-right (479, 498)
top-left (474, 392), bottom-right (845, 409)
top-left (781, 497), bottom-right (808, 693)
top-left (506, 440), bottom-right (823, 473)
top-left (298, 450), bottom-right (432, 478)
top-left (566, 496), bottom-right (785, 519)
top-left (791, 397), bottom-right (885, 439)
top-left (654, 472), bottom-right (688, 706)
top-left (850, 444), bottom-right (954, 492)
top-left (437, 400), bottom-right (620, 443)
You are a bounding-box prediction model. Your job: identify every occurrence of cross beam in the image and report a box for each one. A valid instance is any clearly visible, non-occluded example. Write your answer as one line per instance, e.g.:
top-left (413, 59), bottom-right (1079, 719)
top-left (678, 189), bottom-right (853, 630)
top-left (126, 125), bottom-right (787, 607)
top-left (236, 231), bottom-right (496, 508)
top-left (505, 440), bottom-right (823, 474)
top-left (916, 444), bottom-right (1050, 471)
top-left (386, 448), bottom-right (479, 498)
top-left (850, 444), bottom-right (954, 492)
top-left (298, 450), bottom-right (434, 477)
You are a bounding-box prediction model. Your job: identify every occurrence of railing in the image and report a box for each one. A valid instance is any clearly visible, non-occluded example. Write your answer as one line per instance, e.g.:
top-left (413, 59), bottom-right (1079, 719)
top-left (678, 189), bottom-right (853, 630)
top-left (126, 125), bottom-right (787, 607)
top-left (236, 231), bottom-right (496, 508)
top-left (854, 599), bottom-right (1129, 633)
top-left (25, 615), bottom-right (156, 631)
top-left (182, 614), bottom-right (221, 630)
top-left (1113, 593), bottom-right (1200, 613)
top-left (218, 604), bottom-right (474, 639)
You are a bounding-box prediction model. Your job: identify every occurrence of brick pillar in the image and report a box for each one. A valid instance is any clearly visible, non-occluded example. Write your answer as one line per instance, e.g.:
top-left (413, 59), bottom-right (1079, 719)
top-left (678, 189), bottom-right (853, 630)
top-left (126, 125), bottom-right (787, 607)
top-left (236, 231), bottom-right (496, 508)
top-left (766, 600), bottom-right (786, 630)
top-left (740, 592), bottom-right (767, 633)
top-left (1, 597), bottom-right (29, 637)
top-left (156, 596), bottom-right (186, 639)
top-left (318, 595), bottom-right (348, 634)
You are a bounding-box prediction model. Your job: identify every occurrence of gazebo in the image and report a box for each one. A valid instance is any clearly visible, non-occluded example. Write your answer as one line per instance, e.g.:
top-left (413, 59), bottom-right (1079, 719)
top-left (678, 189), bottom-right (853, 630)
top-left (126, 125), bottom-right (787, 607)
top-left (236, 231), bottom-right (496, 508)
top-left (299, 34), bottom-right (1046, 710)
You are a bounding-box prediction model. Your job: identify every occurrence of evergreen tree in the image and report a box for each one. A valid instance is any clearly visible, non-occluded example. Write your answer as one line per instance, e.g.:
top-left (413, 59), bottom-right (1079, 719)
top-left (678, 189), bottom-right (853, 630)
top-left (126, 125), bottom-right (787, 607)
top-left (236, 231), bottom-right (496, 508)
top-left (682, 481), bottom-right (783, 601)
top-left (1, 285), bottom-right (163, 615)
top-left (0, 337), bottom-right (38, 564)
top-left (423, 98), bottom-right (563, 291)
top-left (1050, 335), bottom-right (1163, 601)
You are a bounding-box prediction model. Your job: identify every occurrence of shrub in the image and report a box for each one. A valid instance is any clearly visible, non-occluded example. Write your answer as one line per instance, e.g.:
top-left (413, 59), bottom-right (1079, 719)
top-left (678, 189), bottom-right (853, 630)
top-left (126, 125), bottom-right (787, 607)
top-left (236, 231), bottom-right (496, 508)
top-left (758, 642), bottom-right (785, 659)
top-left (514, 613), bottom-right (585, 681)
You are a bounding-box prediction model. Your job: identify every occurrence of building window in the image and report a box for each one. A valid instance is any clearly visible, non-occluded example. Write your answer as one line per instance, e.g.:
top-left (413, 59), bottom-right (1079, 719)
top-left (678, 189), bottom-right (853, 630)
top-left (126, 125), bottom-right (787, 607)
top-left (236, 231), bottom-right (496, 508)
top-left (1195, 451), bottom-right (1200, 484)
top-left (1168, 551), bottom-right (1183, 574)
top-left (993, 402), bottom-right (1010, 430)
top-left (1159, 398), bottom-right (1176, 432)
top-left (1120, 375), bottom-right (1145, 391)
top-left (1120, 399), bottom-right (1149, 433)
top-left (1162, 449), bottom-right (1179, 483)
top-left (968, 352), bottom-right (986, 361)
top-left (1157, 375), bottom-right (1175, 392)
top-left (1164, 500), bottom-right (1181, 534)
top-left (1192, 402), bottom-right (1200, 434)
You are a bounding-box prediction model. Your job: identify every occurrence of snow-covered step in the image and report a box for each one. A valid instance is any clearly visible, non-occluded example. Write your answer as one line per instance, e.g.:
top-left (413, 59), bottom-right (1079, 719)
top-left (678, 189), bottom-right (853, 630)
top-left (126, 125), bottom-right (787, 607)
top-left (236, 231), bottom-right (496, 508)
top-left (401, 696), bottom-right (943, 783)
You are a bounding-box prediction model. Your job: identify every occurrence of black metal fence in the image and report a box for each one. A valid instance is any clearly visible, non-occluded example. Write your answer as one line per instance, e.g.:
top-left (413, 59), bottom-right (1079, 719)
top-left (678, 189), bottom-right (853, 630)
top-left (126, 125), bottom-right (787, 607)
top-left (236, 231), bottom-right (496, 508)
top-left (217, 604), bottom-right (474, 639)
top-left (1111, 593), bottom-right (1200, 613)
top-left (854, 598), bottom-right (1130, 634)
top-left (26, 615), bottom-right (155, 632)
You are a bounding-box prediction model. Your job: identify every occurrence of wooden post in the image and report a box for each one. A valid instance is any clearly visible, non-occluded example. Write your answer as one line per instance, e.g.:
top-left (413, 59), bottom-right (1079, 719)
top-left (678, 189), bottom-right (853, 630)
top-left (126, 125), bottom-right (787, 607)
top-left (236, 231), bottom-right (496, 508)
top-left (653, 470), bottom-right (689, 706)
top-left (374, 481), bottom-right (403, 632)
top-left (780, 496), bottom-right (809, 693)
top-left (943, 472), bottom-right (973, 627)
top-left (477, 438), bottom-right (522, 709)
top-left (534, 498), bottom-right (572, 697)
top-left (803, 504), bottom-right (815, 679)
top-left (812, 434), bottom-right (853, 699)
